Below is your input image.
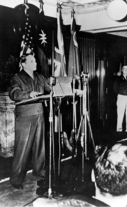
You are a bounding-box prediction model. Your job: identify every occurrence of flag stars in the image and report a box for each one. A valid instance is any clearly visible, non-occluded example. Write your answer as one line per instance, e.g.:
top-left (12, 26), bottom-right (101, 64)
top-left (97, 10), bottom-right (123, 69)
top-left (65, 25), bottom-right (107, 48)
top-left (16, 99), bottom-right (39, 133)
top-left (20, 9), bottom-right (35, 57)
top-left (39, 30), bottom-right (47, 45)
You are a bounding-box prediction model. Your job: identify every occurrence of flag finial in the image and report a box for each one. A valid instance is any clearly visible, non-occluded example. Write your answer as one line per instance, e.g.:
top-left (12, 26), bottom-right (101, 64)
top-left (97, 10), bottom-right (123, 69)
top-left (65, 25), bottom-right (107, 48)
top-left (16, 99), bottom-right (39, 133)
top-left (71, 9), bottom-right (75, 17)
top-left (24, 0), bottom-right (28, 4)
top-left (57, 3), bottom-right (62, 13)
top-left (23, 1), bottom-right (29, 15)
top-left (39, 0), bottom-right (44, 13)
top-left (39, 0), bottom-right (44, 4)
top-left (57, 3), bottom-right (62, 9)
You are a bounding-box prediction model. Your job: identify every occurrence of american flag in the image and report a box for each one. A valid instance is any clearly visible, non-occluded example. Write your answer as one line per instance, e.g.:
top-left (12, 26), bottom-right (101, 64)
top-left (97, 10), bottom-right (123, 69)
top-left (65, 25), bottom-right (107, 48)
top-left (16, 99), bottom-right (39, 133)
top-left (20, 4), bottom-right (34, 58)
top-left (19, 2), bottom-right (49, 77)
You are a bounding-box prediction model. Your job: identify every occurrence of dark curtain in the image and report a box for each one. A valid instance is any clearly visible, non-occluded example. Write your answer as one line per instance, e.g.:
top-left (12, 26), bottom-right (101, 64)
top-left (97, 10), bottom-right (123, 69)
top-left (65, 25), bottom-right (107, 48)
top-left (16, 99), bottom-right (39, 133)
top-left (78, 37), bottom-right (96, 120)
top-left (64, 35), bottom-right (96, 130)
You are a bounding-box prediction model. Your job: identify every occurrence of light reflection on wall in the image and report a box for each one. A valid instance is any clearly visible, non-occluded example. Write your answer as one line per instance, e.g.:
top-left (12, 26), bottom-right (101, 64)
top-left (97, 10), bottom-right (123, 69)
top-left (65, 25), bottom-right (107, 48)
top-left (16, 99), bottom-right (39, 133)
top-left (96, 66), bottom-right (105, 78)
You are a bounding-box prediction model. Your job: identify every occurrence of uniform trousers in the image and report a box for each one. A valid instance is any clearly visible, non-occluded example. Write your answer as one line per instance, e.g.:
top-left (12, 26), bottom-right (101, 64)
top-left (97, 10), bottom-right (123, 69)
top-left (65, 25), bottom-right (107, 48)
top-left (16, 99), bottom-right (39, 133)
top-left (10, 114), bottom-right (45, 185)
top-left (116, 94), bottom-right (127, 132)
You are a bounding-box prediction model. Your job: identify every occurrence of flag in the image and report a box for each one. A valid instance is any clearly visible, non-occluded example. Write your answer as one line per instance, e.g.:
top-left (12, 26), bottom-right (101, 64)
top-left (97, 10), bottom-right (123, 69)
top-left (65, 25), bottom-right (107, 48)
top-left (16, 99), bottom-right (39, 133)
top-left (67, 12), bottom-right (81, 153)
top-left (35, 0), bottom-right (47, 56)
top-left (54, 4), bottom-right (66, 133)
top-left (19, 4), bottom-right (34, 58)
top-left (35, 0), bottom-right (49, 77)
top-left (54, 5), bottom-right (73, 154)
top-left (54, 4), bottom-right (67, 77)
top-left (19, 2), bottom-right (49, 77)
top-left (67, 11), bottom-right (80, 77)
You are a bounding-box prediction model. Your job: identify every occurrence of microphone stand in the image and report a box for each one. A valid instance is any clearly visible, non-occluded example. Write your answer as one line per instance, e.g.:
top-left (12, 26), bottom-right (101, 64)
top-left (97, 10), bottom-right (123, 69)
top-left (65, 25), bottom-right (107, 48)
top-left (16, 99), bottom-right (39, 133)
top-left (36, 77), bottom-right (59, 198)
top-left (48, 83), bottom-right (54, 198)
top-left (76, 73), bottom-right (96, 182)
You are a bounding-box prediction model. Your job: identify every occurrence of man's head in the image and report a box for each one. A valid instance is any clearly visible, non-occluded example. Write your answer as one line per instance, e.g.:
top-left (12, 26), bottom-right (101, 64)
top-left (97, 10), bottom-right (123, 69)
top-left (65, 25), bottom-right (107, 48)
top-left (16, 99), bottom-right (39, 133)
top-left (94, 142), bottom-right (127, 196)
top-left (20, 54), bottom-right (37, 72)
top-left (122, 65), bottom-right (127, 77)
top-left (93, 142), bottom-right (127, 206)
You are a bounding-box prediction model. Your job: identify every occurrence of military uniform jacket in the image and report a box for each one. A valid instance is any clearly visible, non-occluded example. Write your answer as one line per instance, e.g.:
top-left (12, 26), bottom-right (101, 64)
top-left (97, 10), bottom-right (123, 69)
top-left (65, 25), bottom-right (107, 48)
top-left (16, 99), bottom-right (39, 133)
top-left (113, 75), bottom-right (127, 96)
top-left (9, 70), bottom-right (51, 116)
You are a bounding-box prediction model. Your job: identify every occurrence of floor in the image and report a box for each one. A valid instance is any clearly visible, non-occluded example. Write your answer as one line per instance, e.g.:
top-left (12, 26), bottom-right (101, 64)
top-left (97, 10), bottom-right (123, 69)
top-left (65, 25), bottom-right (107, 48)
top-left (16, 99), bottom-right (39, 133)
top-left (0, 156), bottom-right (94, 207)
top-left (0, 124), bottom-right (127, 207)
top-left (0, 141), bottom-right (95, 207)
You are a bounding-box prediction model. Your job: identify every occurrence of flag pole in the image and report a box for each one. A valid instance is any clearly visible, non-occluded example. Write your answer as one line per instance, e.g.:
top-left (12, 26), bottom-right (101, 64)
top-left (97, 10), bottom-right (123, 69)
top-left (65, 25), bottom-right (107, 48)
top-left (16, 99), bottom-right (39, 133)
top-left (39, 0), bottom-right (44, 13)
top-left (52, 30), bottom-right (55, 76)
top-left (24, 0), bottom-right (28, 4)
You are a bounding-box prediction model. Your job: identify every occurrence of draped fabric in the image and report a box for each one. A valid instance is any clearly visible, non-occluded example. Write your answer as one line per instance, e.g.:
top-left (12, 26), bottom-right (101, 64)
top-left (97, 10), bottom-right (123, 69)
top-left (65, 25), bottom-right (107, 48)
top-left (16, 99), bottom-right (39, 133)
top-left (78, 37), bottom-right (95, 114)
top-left (35, 1), bottom-right (49, 77)
top-left (65, 36), bottom-right (95, 127)
top-left (66, 36), bottom-right (95, 79)
top-left (78, 37), bottom-right (95, 80)
top-left (19, 3), bottom-right (49, 77)
top-left (19, 4), bottom-right (35, 59)
top-left (54, 5), bottom-right (67, 134)
top-left (54, 4), bottom-right (67, 77)
top-left (67, 13), bottom-right (80, 77)
top-left (78, 38), bottom-right (107, 124)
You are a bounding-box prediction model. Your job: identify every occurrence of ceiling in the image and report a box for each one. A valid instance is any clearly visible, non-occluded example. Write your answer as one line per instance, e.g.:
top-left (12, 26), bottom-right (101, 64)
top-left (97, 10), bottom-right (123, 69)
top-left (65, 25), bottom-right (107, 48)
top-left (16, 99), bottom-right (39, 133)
top-left (0, 0), bottom-right (127, 37)
top-left (58, 0), bottom-right (111, 6)
top-left (58, 0), bottom-right (127, 37)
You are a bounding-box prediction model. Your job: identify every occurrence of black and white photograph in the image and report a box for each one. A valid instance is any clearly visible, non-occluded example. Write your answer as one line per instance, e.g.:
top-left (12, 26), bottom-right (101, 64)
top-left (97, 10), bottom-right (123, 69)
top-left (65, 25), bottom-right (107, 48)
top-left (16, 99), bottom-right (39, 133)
top-left (0, 0), bottom-right (127, 206)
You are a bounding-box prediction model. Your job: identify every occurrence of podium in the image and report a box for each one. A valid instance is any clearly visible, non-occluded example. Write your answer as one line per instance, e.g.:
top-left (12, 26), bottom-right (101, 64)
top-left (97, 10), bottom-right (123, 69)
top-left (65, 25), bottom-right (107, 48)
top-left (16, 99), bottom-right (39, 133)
top-left (16, 94), bottom-right (50, 106)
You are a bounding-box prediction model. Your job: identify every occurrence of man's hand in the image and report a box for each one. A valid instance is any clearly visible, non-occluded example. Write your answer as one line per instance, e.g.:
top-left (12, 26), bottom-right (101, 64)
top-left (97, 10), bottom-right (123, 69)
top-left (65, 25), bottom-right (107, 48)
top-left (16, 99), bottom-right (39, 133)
top-left (73, 89), bottom-right (83, 96)
top-left (30, 91), bottom-right (42, 99)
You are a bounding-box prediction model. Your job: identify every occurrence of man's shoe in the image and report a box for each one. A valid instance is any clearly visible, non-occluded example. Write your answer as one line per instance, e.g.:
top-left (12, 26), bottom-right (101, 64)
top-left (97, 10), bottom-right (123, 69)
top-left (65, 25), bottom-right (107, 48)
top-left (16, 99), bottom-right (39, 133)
top-left (12, 184), bottom-right (23, 189)
top-left (37, 179), bottom-right (44, 187)
top-left (37, 178), bottom-right (48, 187)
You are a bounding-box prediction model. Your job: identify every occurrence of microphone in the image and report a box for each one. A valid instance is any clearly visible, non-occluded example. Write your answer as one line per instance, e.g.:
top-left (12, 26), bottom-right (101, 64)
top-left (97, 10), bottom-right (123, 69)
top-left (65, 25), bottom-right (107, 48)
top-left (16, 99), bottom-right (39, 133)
top-left (49, 76), bottom-right (56, 86)
top-left (73, 75), bottom-right (80, 81)
top-left (73, 75), bottom-right (81, 90)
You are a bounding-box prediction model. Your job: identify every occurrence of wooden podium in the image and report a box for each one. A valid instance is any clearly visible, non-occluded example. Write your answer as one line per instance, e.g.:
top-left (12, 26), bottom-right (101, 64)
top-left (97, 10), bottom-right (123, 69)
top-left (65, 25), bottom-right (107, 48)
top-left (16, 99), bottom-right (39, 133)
top-left (16, 77), bottom-right (73, 106)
